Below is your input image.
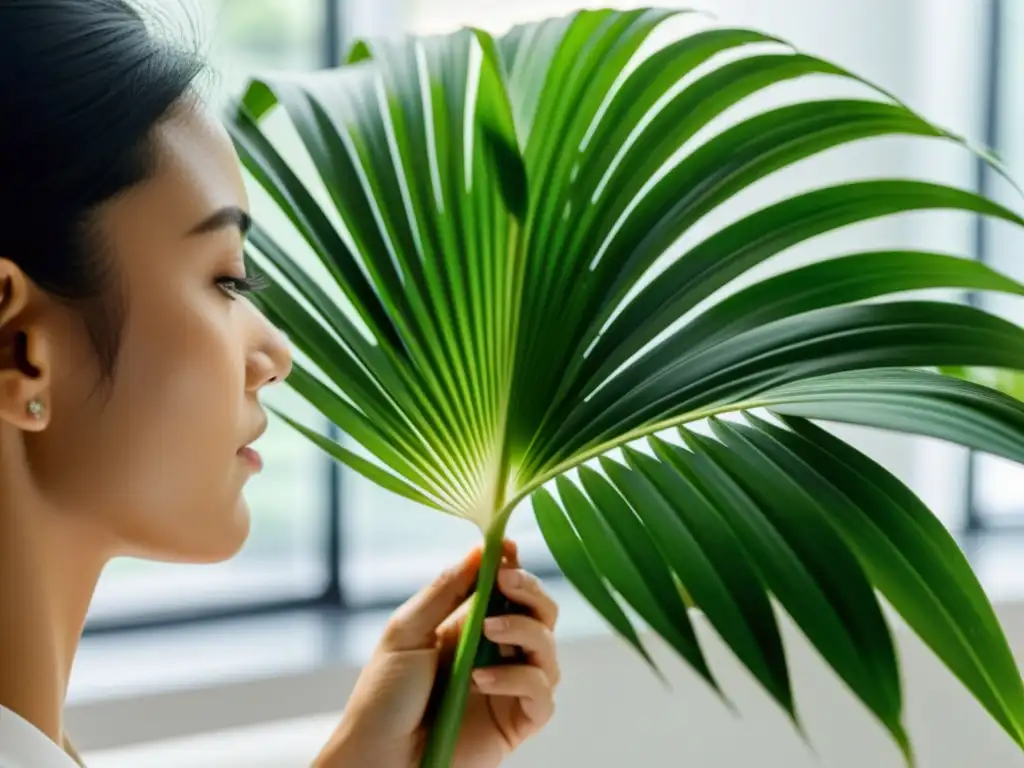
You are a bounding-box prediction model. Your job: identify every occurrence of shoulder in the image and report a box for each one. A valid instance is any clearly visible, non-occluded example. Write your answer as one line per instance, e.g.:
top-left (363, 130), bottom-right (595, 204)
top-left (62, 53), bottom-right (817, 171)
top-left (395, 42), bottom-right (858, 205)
top-left (0, 706), bottom-right (79, 768)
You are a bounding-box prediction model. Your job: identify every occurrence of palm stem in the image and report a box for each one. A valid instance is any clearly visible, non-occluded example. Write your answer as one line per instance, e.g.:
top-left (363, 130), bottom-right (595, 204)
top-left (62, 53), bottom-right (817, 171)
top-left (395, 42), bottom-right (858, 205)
top-left (420, 517), bottom-right (509, 767)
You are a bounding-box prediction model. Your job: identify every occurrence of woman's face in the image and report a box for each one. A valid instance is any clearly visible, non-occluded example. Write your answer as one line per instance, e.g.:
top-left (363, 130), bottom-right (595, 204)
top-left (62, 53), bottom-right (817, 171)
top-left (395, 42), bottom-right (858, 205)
top-left (23, 103), bottom-right (292, 562)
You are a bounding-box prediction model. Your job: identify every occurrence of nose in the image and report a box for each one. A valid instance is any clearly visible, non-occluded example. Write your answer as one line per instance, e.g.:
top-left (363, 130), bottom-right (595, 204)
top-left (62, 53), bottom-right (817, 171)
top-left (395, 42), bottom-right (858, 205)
top-left (247, 322), bottom-right (292, 392)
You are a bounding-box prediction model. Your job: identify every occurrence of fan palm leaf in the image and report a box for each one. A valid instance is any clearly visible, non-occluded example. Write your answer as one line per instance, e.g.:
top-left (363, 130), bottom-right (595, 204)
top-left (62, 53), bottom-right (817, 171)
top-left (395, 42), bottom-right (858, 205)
top-left (226, 8), bottom-right (1024, 766)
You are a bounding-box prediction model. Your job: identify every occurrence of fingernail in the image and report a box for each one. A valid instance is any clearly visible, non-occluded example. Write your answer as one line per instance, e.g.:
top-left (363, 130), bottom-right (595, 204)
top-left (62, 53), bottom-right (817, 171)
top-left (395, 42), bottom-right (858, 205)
top-left (485, 617), bottom-right (507, 633)
top-left (502, 570), bottom-right (523, 588)
top-left (473, 669), bottom-right (495, 685)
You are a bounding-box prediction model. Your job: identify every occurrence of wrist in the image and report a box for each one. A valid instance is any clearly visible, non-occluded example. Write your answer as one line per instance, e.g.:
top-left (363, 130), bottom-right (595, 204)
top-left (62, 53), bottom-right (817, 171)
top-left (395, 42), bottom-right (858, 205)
top-left (312, 713), bottom-right (411, 768)
top-left (311, 714), bottom-right (359, 768)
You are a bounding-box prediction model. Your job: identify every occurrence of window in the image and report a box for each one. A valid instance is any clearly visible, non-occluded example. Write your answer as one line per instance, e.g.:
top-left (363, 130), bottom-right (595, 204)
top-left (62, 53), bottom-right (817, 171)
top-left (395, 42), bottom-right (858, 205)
top-left (969, 0), bottom-right (1024, 528)
top-left (197, 0), bottom-right (328, 100)
top-left (81, 0), bottom-right (1018, 630)
top-left (88, 0), bottom-right (334, 627)
top-left (87, 0), bottom-right (560, 628)
top-left (342, 474), bottom-right (555, 605)
top-left (403, 0), bottom-right (656, 36)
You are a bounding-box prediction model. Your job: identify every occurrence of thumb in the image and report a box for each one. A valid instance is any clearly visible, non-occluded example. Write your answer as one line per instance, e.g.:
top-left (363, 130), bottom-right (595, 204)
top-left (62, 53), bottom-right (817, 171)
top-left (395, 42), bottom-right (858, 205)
top-left (381, 547), bottom-right (484, 652)
top-left (380, 540), bottom-right (518, 652)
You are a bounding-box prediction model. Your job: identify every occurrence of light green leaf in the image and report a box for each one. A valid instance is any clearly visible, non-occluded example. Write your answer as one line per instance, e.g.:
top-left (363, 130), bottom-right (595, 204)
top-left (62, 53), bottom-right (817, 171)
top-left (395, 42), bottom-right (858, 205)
top-left (269, 408), bottom-right (446, 511)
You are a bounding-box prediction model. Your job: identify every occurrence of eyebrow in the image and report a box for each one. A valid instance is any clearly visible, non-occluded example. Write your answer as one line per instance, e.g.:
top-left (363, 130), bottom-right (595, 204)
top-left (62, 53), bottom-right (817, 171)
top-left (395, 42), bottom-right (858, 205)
top-left (188, 206), bottom-right (252, 238)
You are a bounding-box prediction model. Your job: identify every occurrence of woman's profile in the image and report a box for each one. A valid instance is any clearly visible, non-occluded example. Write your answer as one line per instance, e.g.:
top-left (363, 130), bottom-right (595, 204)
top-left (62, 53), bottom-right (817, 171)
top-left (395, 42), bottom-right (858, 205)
top-left (0, 2), bottom-right (561, 766)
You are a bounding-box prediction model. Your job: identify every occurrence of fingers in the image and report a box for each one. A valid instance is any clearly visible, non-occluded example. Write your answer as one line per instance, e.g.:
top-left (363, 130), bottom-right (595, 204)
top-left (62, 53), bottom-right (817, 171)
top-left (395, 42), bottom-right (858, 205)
top-left (502, 539), bottom-right (521, 569)
top-left (382, 540), bottom-right (519, 652)
top-left (472, 665), bottom-right (555, 724)
top-left (497, 568), bottom-right (559, 629)
top-left (382, 550), bottom-right (480, 651)
top-left (484, 614), bottom-right (560, 687)
top-left (436, 542), bottom-right (520, 639)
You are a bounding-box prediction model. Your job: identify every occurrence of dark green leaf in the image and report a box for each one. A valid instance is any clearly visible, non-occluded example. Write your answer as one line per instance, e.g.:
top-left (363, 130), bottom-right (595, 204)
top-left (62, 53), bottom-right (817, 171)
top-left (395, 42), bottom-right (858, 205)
top-left (553, 475), bottom-right (717, 691)
top-left (679, 424), bottom-right (909, 759)
top-left (759, 369), bottom-right (1024, 464)
top-left (531, 487), bottom-right (658, 673)
top-left (550, 301), bottom-right (1024, 466)
top-left (573, 182), bottom-right (1024, 413)
top-left (608, 251), bottom-right (1024, 388)
top-left (596, 452), bottom-right (794, 720)
top-left (748, 412), bottom-right (1024, 749)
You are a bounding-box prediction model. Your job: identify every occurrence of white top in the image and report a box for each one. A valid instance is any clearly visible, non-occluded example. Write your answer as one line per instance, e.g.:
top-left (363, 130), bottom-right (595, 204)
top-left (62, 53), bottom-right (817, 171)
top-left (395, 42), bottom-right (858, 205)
top-left (0, 706), bottom-right (78, 767)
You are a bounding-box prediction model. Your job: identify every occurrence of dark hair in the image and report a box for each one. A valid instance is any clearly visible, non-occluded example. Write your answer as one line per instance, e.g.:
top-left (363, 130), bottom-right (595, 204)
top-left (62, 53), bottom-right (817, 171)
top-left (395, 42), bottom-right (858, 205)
top-left (0, 0), bottom-right (205, 377)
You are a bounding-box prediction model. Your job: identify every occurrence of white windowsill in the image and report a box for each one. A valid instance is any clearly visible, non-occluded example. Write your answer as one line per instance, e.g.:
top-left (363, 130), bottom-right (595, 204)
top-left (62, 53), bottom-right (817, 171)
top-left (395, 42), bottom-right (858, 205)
top-left (66, 536), bottom-right (1024, 757)
top-left (65, 579), bottom-right (602, 754)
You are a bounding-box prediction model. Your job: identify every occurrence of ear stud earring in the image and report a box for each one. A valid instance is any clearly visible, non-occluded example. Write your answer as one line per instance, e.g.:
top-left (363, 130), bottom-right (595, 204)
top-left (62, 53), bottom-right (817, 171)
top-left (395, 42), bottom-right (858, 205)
top-left (26, 399), bottom-right (44, 420)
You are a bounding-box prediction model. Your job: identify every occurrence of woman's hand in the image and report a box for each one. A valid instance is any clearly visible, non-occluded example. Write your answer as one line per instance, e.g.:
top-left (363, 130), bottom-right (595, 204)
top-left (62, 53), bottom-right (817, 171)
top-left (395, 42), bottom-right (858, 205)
top-left (314, 540), bottom-right (560, 768)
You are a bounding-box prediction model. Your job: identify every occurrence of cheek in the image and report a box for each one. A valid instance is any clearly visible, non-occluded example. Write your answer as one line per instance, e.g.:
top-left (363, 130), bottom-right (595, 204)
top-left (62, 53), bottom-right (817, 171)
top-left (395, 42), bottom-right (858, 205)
top-left (38, 290), bottom-right (252, 560)
top-left (121, 297), bottom-right (243, 494)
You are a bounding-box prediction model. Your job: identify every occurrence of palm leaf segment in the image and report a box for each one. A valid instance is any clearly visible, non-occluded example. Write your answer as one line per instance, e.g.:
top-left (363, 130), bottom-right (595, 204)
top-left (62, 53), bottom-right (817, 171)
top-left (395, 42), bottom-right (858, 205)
top-left (227, 8), bottom-right (1024, 761)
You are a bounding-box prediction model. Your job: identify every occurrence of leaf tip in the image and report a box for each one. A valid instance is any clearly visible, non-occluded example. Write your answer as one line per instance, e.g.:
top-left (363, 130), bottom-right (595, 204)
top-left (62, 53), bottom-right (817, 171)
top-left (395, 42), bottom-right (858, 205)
top-left (345, 39), bottom-right (373, 65)
top-left (892, 723), bottom-right (916, 768)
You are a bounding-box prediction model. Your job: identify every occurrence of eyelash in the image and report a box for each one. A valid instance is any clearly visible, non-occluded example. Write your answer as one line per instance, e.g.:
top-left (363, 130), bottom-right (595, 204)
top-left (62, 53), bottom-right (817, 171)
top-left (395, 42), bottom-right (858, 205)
top-left (216, 273), bottom-right (269, 299)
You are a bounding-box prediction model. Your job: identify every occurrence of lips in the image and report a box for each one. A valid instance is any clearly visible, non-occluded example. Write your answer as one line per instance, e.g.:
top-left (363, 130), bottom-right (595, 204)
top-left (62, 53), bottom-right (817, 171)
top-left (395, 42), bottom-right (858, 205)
top-left (238, 415), bottom-right (268, 472)
top-left (237, 445), bottom-right (263, 472)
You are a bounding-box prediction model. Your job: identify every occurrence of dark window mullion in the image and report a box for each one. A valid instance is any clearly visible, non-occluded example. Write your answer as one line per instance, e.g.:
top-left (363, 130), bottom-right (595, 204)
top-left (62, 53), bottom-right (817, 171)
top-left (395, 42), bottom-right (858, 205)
top-left (325, 0), bottom-right (344, 67)
top-left (322, 0), bottom-right (346, 609)
top-left (967, 0), bottom-right (1004, 534)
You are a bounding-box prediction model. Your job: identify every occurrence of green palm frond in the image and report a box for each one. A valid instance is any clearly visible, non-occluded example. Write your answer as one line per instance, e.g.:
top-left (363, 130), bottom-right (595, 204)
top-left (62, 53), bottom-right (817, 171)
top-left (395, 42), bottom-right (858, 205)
top-left (226, 8), bottom-right (1024, 765)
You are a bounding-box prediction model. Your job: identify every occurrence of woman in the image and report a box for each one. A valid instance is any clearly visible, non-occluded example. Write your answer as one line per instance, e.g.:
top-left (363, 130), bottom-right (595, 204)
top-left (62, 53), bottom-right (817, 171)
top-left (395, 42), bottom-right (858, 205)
top-left (0, 1), bottom-right (561, 766)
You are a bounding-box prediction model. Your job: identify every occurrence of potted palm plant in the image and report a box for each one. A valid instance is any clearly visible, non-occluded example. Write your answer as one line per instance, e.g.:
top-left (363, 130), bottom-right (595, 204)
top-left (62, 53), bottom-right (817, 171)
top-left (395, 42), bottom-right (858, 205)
top-left (226, 8), bottom-right (1024, 766)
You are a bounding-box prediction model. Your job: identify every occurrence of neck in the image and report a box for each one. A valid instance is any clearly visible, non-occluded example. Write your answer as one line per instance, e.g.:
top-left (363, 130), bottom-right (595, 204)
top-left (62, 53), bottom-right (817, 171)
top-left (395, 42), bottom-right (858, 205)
top-left (0, 488), bottom-right (107, 745)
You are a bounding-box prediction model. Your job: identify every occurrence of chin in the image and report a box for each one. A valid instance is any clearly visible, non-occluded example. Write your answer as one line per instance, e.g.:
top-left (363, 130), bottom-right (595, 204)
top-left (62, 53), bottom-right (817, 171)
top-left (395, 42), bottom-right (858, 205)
top-left (203, 497), bottom-right (252, 562)
top-left (162, 497), bottom-right (252, 564)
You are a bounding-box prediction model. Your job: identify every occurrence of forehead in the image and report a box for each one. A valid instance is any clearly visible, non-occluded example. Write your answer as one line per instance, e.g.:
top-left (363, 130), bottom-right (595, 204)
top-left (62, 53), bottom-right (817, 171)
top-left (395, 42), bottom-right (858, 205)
top-left (149, 103), bottom-right (249, 225)
top-left (92, 101), bottom-right (248, 256)
top-left (86, 101), bottom-right (250, 282)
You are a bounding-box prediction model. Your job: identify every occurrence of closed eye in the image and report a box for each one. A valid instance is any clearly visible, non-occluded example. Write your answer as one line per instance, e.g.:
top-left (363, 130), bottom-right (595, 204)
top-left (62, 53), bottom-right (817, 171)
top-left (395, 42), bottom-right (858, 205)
top-left (216, 273), bottom-right (269, 299)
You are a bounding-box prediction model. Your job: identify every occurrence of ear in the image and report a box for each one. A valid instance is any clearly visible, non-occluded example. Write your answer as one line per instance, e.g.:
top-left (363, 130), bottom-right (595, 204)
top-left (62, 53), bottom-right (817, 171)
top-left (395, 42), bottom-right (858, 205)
top-left (0, 260), bottom-right (53, 432)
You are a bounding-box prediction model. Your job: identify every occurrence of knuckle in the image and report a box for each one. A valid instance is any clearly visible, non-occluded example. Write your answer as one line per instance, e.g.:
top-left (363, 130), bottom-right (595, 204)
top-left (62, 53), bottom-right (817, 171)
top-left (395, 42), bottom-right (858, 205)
top-left (532, 665), bottom-right (550, 686)
top-left (508, 613), bottom-right (533, 632)
top-left (550, 664), bottom-right (562, 688)
top-left (381, 615), bottom-right (408, 646)
top-left (543, 624), bottom-right (557, 648)
top-left (433, 565), bottom-right (458, 591)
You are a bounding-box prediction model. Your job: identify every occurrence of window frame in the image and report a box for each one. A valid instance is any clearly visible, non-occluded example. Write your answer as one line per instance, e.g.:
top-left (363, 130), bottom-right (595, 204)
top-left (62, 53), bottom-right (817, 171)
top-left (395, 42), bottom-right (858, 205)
top-left (84, 0), bottom-right (561, 636)
top-left (965, 0), bottom-right (1024, 535)
top-left (80, 0), bottom-right (1018, 637)
top-left (84, 0), bottom-right (343, 636)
